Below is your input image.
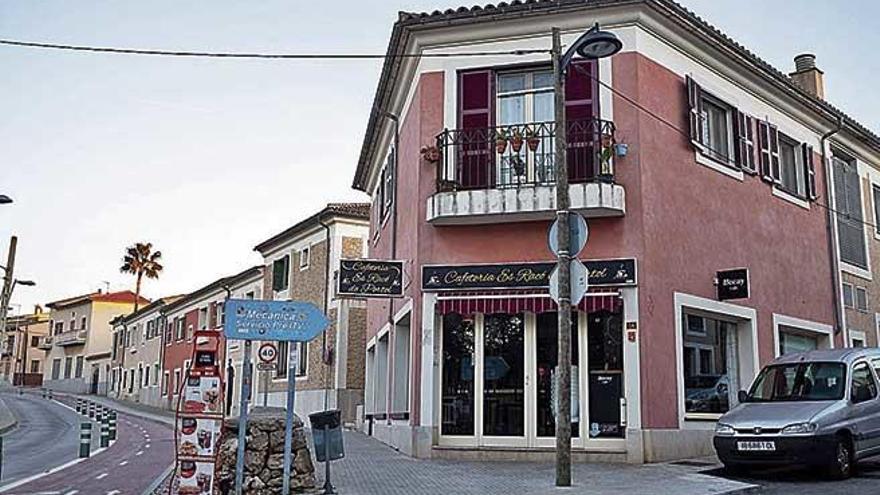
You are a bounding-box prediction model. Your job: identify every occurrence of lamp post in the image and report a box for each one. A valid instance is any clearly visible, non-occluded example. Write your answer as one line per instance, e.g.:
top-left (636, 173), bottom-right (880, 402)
top-left (551, 24), bottom-right (621, 487)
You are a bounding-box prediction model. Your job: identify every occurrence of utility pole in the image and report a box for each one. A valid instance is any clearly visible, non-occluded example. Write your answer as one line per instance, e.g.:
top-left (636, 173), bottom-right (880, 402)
top-left (0, 236), bottom-right (18, 344)
top-left (552, 27), bottom-right (572, 488)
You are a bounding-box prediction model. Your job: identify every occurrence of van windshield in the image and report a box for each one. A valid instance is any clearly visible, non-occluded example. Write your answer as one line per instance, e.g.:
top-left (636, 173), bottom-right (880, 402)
top-left (747, 362), bottom-right (846, 402)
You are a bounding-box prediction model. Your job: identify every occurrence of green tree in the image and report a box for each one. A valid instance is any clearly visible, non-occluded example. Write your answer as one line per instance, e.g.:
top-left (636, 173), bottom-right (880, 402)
top-left (119, 242), bottom-right (163, 312)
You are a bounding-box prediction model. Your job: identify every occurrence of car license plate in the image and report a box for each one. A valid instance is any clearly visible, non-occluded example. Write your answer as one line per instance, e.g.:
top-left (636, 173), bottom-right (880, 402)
top-left (737, 441), bottom-right (776, 451)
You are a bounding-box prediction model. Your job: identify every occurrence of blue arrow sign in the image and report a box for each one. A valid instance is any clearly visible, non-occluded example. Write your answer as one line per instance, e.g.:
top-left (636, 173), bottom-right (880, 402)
top-left (223, 299), bottom-right (330, 342)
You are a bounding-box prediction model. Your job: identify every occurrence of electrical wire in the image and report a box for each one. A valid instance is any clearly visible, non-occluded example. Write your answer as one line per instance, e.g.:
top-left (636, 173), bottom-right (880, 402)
top-left (570, 63), bottom-right (880, 233)
top-left (0, 39), bottom-right (548, 59)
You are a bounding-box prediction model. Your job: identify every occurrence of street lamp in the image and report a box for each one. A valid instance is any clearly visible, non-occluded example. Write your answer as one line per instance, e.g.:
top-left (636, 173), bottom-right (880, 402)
top-left (0, 195), bottom-right (12, 205)
top-left (14, 279), bottom-right (35, 287)
top-left (551, 23), bottom-right (621, 488)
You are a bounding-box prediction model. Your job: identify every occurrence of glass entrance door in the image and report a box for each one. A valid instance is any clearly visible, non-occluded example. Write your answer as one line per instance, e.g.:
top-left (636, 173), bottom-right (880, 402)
top-left (587, 309), bottom-right (625, 439)
top-left (535, 312), bottom-right (580, 440)
top-left (482, 313), bottom-right (525, 443)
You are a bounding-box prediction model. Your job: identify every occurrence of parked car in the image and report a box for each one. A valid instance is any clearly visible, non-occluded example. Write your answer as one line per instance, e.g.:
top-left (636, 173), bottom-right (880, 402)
top-left (714, 348), bottom-right (880, 479)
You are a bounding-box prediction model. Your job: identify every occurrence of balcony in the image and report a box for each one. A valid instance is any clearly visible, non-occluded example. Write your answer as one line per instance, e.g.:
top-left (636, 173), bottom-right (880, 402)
top-left (428, 118), bottom-right (625, 225)
top-left (55, 330), bottom-right (87, 346)
top-left (37, 336), bottom-right (53, 350)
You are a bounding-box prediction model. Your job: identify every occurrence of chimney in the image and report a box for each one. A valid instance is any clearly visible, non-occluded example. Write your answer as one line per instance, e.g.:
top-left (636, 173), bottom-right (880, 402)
top-left (789, 53), bottom-right (825, 99)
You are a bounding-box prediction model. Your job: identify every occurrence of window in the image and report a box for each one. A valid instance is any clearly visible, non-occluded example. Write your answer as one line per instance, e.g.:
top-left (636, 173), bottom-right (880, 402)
top-left (81, 316), bottom-right (87, 330)
top-left (272, 255), bottom-right (290, 292)
top-left (162, 371), bottom-right (170, 395)
top-left (778, 134), bottom-right (807, 198)
top-left (198, 307), bottom-right (208, 330)
top-left (276, 341), bottom-right (307, 378)
top-left (276, 341), bottom-right (288, 378)
top-left (164, 321), bottom-right (173, 344)
top-left (245, 291), bottom-right (255, 300)
top-left (843, 283), bottom-right (855, 308)
top-left (682, 311), bottom-right (738, 415)
top-left (128, 369), bottom-right (135, 393)
top-left (138, 364), bottom-right (143, 388)
top-left (144, 364), bottom-right (150, 387)
top-left (54, 321), bottom-right (63, 335)
top-left (51, 358), bottom-right (61, 380)
top-left (122, 368), bottom-right (127, 389)
top-left (699, 96), bottom-right (734, 163)
top-left (173, 369), bottom-right (181, 395)
top-left (175, 318), bottom-right (185, 341)
top-left (74, 356), bottom-right (84, 378)
top-left (146, 320), bottom-right (154, 339)
top-left (216, 303), bottom-right (225, 327)
top-left (184, 359), bottom-right (191, 372)
top-left (851, 362), bottom-right (878, 403)
top-left (873, 184), bottom-right (880, 235)
top-left (70, 312), bottom-right (76, 330)
top-left (778, 328), bottom-right (819, 355)
top-left (187, 324), bottom-right (194, 340)
top-left (685, 314), bottom-right (706, 336)
top-left (856, 287), bottom-right (869, 312)
top-left (496, 69), bottom-right (556, 185)
top-left (30, 336), bottom-right (39, 347)
top-left (64, 357), bottom-right (73, 379)
top-left (299, 246), bottom-right (311, 270)
top-left (30, 360), bottom-right (39, 373)
top-left (834, 156), bottom-right (868, 268)
top-left (153, 364), bottom-right (160, 387)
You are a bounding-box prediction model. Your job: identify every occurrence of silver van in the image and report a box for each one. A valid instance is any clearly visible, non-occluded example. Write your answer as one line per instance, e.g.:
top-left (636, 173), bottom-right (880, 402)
top-left (713, 348), bottom-right (880, 479)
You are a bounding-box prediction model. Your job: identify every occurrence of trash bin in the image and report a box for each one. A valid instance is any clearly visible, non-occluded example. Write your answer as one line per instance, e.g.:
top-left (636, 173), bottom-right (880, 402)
top-left (309, 409), bottom-right (345, 462)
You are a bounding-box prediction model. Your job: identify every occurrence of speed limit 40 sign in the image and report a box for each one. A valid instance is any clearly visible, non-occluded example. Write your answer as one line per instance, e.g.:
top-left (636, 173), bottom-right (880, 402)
top-left (258, 343), bottom-right (277, 363)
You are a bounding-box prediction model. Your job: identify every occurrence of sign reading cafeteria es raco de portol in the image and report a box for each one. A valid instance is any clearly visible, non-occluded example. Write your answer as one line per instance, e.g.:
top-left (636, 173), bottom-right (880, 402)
top-left (223, 299), bottom-right (330, 342)
top-left (422, 259), bottom-right (637, 291)
top-left (337, 259), bottom-right (404, 298)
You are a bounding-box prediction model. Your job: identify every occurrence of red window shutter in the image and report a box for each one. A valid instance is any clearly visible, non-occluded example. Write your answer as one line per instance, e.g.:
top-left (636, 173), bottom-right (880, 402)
top-left (736, 112), bottom-right (756, 173)
top-left (803, 143), bottom-right (818, 200)
top-left (686, 75), bottom-right (703, 148)
top-left (769, 123), bottom-right (781, 183)
top-left (758, 120), bottom-right (773, 182)
top-left (565, 60), bottom-right (598, 182)
top-left (457, 69), bottom-right (494, 189)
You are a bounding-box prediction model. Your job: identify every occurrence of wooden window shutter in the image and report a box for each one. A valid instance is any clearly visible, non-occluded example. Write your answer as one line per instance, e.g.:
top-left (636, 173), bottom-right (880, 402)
top-left (457, 69), bottom-right (494, 189)
top-left (802, 143), bottom-right (817, 200)
top-left (769, 123), bottom-right (781, 183)
top-left (758, 120), bottom-right (772, 181)
top-left (686, 76), bottom-right (704, 148)
top-left (736, 112), bottom-right (756, 173)
top-left (565, 60), bottom-right (598, 181)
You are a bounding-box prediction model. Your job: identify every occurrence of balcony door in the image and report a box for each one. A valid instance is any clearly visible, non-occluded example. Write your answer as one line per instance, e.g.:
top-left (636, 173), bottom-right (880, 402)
top-left (496, 70), bottom-right (556, 186)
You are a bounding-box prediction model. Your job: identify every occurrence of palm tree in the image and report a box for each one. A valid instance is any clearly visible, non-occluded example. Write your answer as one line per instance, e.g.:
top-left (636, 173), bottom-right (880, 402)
top-left (119, 242), bottom-right (163, 312)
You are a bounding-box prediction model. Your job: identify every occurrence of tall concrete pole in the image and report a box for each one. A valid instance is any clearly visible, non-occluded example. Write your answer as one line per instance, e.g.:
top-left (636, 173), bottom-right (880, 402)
top-left (0, 236), bottom-right (18, 344)
top-left (552, 27), bottom-right (572, 487)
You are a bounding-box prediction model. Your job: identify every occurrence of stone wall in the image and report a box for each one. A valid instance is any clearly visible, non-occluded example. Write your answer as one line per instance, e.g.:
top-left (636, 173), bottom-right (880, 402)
top-left (216, 407), bottom-right (316, 494)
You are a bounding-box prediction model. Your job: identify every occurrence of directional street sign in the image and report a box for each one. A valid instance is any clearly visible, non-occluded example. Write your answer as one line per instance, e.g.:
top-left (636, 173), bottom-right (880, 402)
top-left (258, 343), bottom-right (278, 363)
top-left (549, 259), bottom-right (589, 306)
top-left (548, 212), bottom-right (589, 257)
top-left (223, 299), bottom-right (330, 342)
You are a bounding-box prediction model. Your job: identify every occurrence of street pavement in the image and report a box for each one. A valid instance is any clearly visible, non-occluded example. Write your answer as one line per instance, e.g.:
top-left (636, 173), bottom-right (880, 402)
top-left (0, 392), bottom-right (173, 495)
top-left (706, 459), bottom-right (880, 494)
top-left (318, 430), bottom-right (756, 495)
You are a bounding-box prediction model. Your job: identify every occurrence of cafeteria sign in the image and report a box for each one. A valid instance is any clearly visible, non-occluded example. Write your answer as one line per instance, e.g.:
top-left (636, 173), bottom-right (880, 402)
top-left (223, 299), bottom-right (330, 342)
top-left (422, 259), bottom-right (637, 291)
top-left (337, 259), bottom-right (404, 298)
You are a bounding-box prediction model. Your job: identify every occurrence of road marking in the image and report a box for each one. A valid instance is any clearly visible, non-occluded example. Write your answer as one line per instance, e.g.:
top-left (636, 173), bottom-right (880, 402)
top-left (118, 460), bottom-right (128, 466)
top-left (96, 473), bottom-right (108, 480)
top-left (64, 490), bottom-right (79, 495)
top-left (145, 444), bottom-right (151, 449)
top-left (135, 450), bottom-right (144, 456)
top-left (0, 439), bottom-right (113, 493)
top-left (106, 491), bottom-right (121, 495)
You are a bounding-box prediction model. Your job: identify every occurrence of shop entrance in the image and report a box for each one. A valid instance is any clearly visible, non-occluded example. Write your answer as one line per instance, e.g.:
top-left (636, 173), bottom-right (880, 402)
top-left (439, 297), bottom-right (625, 449)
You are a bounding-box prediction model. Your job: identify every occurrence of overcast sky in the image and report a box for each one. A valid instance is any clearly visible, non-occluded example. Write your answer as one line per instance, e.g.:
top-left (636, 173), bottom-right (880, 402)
top-left (1, 0), bottom-right (878, 313)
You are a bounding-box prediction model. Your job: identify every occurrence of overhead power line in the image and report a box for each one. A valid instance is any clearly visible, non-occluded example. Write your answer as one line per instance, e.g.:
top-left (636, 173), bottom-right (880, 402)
top-left (0, 39), bottom-right (549, 59)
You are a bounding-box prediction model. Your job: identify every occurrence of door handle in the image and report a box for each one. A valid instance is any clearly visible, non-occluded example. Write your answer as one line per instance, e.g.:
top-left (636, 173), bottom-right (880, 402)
top-left (620, 397), bottom-right (627, 428)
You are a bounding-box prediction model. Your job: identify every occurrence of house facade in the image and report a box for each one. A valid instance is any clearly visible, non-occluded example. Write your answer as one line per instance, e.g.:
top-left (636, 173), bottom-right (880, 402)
top-left (253, 203), bottom-right (369, 424)
top-left (352, 0), bottom-right (880, 463)
top-left (109, 296), bottom-right (182, 407)
top-left (1, 307), bottom-right (50, 386)
top-left (42, 290), bottom-right (146, 394)
top-left (159, 267), bottom-right (263, 413)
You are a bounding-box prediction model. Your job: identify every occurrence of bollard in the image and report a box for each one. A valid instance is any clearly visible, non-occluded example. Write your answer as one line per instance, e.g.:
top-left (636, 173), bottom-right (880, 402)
top-left (75, 399), bottom-right (82, 414)
top-left (0, 435), bottom-right (3, 480)
top-left (88, 402), bottom-right (94, 419)
top-left (47, 390), bottom-right (52, 401)
top-left (41, 388), bottom-right (46, 399)
top-left (96, 406), bottom-right (103, 424)
top-left (79, 423), bottom-right (92, 458)
top-left (100, 413), bottom-right (110, 448)
top-left (108, 411), bottom-right (117, 441)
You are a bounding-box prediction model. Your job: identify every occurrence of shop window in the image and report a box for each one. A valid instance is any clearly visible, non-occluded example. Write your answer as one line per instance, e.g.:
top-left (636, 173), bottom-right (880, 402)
top-left (375, 334), bottom-right (389, 417)
top-left (681, 311), bottom-right (738, 415)
top-left (365, 346), bottom-right (376, 414)
top-left (392, 316), bottom-right (411, 414)
top-left (441, 314), bottom-right (475, 436)
top-left (536, 312), bottom-right (579, 438)
top-left (482, 313), bottom-right (524, 437)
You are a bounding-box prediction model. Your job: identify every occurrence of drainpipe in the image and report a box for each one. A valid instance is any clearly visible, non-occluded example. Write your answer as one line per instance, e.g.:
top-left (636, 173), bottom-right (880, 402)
top-left (822, 115), bottom-right (844, 341)
top-left (318, 216), bottom-right (333, 411)
top-left (379, 111), bottom-right (400, 421)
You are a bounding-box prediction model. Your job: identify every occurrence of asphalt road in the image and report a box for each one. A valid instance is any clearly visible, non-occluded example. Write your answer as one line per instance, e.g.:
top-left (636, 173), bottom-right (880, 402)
top-left (0, 392), bottom-right (174, 495)
top-left (0, 393), bottom-right (82, 485)
top-left (706, 458), bottom-right (880, 494)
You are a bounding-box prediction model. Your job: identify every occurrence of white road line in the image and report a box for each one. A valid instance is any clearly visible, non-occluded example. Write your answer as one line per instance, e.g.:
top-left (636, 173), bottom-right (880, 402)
top-left (95, 473), bottom-right (108, 480)
top-left (0, 440), bottom-right (112, 493)
top-left (106, 491), bottom-right (121, 495)
top-left (64, 490), bottom-right (79, 495)
top-left (118, 460), bottom-right (128, 466)
top-left (135, 450), bottom-right (144, 456)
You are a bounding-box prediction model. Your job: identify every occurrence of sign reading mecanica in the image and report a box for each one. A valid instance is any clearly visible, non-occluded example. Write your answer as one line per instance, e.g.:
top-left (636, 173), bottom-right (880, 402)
top-left (337, 259), bottom-right (404, 298)
top-left (422, 259), bottom-right (637, 291)
top-left (223, 299), bottom-right (330, 342)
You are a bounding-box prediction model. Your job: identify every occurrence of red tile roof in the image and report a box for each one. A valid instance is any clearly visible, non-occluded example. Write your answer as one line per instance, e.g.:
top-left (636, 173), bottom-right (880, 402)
top-left (47, 290), bottom-right (150, 309)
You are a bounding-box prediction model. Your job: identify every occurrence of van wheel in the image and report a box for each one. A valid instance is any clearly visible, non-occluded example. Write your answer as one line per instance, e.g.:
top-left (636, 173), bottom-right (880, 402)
top-left (827, 437), bottom-right (854, 480)
top-left (723, 463), bottom-right (747, 477)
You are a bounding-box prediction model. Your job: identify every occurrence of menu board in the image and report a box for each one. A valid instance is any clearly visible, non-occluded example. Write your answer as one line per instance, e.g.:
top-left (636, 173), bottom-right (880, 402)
top-left (178, 416), bottom-right (221, 459)
top-left (176, 460), bottom-right (215, 495)
top-left (183, 375), bottom-right (222, 414)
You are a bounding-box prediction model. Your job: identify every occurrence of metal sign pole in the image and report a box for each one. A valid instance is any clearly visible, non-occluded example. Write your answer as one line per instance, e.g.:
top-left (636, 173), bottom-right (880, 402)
top-left (234, 340), bottom-right (252, 495)
top-left (262, 369), bottom-right (269, 407)
top-left (281, 345), bottom-right (299, 495)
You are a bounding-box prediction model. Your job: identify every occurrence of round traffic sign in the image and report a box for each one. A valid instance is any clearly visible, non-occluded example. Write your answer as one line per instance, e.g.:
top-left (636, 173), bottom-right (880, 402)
top-left (258, 343), bottom-right (278, 363)
top-left (548, 212), bottom-right (589, 257)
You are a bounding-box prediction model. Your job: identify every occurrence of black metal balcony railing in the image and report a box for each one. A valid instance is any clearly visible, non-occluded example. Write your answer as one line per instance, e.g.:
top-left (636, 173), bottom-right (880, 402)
top-left (435, 118), bottom-right (616, 192)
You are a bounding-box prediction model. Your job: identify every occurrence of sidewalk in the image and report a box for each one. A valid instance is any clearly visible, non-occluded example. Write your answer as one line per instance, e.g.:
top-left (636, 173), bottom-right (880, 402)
top-left (322, 431), bottom-right (758, 495)
top-left (64, 392), bottom-right (175, 426)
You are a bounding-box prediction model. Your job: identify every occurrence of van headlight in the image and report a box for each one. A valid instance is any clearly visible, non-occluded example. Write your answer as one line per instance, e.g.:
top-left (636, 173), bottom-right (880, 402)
top-left (714, 423), bottom-right (735, 436)
top-left (781, 422), bottom-right (818, 435)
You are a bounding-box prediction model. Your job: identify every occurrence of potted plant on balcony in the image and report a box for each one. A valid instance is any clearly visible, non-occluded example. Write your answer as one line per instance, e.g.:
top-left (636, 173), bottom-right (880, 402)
top-left (510, 128), bottom-right (524, 153)
top-left (495, 129), bottom-right (509, 154)
top-left (525, 127), bottom-right (541, 152)
top-left (599, 131), bottom-right (615, 178)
